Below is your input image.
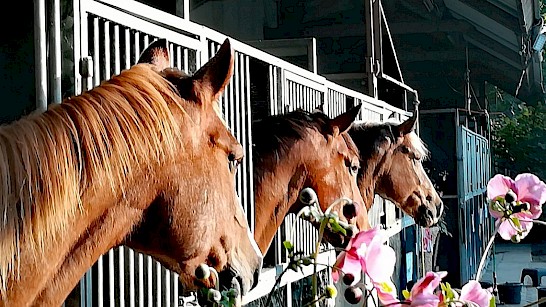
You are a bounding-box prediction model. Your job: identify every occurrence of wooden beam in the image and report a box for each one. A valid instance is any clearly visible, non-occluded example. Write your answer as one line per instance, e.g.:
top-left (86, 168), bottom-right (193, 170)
top-left (389, 20), bottom-right (473, 34)
top-left (397, 50), bottom-right (466, 62)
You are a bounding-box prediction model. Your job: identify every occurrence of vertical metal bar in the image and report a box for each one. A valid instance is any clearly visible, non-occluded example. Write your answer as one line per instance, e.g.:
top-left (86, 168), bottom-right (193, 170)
top-left (98, 256), bottom-right (104, 306)
top-left (118, 248), bottom-right (125, 307)
top-left (34, 0), bottom-right (47, 112)
top-left (93, 18), bottom-right (100, 86)
top-left (234, 54), bottom-right (242, 200)
top-left (108, 250), bottom-right (115, 307)
top-left (173, 273), bottom-right (179, 307)
top-left (103, 21), bottom-right (111, 80)
top-left (138, 253), bottom-right (144, 307)
top-left (129, 249), bottom-right (135, 307)
top-left (169, 43), bottom-right (174, 68)
top-left (125, 28), bottom-right (131, 69)
top-left (165, 270), bottom-right (171, 307)
top-left (134, 31), bottom-right (140, 64)
top-left (156, 262), bottom-right (162, 306)
top-left (184, 48), bottom-right (189, 72)
top-left (147, 256), bottom-right (153, 307)
top-left (364, 0), bottom-right (378, 98)
top-left (143, 35), bottom-right (149, 50)
top-left (244, 55), bottom-right (255, 231)
top-left (176, 46), bottom-right (182, 70)
top-left (114, 25), bottom-right (121, 75)
top-left (48, 0), bottom-right (61, 104)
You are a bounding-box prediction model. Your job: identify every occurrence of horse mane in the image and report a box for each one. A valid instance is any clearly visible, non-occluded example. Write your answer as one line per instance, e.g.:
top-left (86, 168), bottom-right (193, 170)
top-left (351, 120), bottom-right (429, 161)
top-left (252, 110), bottom-right (359, 162)
top-left (0, 64), bottom-right (186, 291)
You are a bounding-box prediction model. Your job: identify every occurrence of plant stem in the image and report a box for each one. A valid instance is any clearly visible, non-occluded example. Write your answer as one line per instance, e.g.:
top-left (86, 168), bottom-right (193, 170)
top-left (303, 295), bottom-right (326, 307)
top-left (312, 219), bottom-right (328, 307)
top-left (264, 265), bottom-right (290, 307)
top-left (522, 296), bottom-right (546, 306)
top-left (475, 226), bottom-right (499, 282)
top-left (532, 220), bottom-right (546, 227)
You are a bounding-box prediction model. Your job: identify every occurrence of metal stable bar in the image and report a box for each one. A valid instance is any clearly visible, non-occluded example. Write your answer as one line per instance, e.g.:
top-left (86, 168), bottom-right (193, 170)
top-left (34, 0), bottom-right (48, 112)
top-left (48, 0), bottom-right (62, 104)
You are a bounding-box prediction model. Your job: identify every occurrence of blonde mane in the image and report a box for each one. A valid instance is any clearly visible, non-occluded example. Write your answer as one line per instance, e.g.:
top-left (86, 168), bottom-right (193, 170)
top-left (353, 118), bottom-right (430, 160)
top-left (0, 64), bottom-right (186, 291)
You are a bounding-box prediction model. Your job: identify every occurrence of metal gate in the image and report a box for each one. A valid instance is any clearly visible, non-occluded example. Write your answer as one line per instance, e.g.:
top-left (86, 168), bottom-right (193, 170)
top-left (456, 125), bottom-right (493, 285)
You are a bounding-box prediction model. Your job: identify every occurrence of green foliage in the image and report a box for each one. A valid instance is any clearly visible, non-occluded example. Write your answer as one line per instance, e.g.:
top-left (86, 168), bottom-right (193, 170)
top-left (488, 86), bottom-right (546, 180)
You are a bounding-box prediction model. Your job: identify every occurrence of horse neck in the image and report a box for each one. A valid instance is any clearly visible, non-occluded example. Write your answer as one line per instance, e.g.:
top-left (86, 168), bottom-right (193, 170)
top-left (253, 148), bottom-right (308, 254)
top-left (8, 177), bottom-right (154, 306)
top-left (358, 151), bottom-right (391, 210)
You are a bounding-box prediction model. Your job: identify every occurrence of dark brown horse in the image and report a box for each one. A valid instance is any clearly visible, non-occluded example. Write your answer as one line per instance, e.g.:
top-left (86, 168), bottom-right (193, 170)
top-left (252, 106), bottom-right (368, 253)
top-left (348, 113), bottom-right (444, 227)
top-left (0, 39), bottom-right (262, 306)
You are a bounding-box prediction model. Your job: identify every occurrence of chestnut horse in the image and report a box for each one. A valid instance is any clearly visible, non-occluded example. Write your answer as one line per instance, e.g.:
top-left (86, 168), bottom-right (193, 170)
top-left (252, 106), bottom-right (368, 253)
top-left (348, 112), bottom-right (444, 227)
top-left (0, 39), bottom-right (262, 306)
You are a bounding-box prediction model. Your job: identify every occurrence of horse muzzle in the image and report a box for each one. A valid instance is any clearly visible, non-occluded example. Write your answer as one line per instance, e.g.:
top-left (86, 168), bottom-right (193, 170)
top-left (416, 201), bottom-right (444, 227)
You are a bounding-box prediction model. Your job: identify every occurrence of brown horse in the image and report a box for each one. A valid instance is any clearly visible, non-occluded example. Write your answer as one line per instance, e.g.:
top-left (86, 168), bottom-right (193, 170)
top-left (252, 106), bottom-right (368, 253)
top-left (348, 112), bottom-right (444, 227)
top-left (0, 39), bottom-right (262, 306)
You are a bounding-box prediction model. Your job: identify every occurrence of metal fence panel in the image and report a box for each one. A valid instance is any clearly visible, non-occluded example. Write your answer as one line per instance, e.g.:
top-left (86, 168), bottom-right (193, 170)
top-left (456, 126), bottom-right (492, 285)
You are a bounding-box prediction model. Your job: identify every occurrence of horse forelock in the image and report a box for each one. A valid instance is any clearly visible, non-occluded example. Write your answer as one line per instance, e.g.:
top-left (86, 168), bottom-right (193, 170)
top-left (0, 63), bottom-right (187, 292)
top-left (351, 120), bottom-right (429, 160)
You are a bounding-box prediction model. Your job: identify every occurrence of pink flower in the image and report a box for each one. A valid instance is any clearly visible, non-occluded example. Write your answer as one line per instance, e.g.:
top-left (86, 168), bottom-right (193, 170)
top-left (374, 280), bottom-right (400, 306)
top-left (459, 280), bottom-right (493, 307)
top-left (487, 173), bottom-right (546, 241)
top-left (407, 271), bottom-right (446, 307)
top-left (332, 227), bottom-right (396, 285)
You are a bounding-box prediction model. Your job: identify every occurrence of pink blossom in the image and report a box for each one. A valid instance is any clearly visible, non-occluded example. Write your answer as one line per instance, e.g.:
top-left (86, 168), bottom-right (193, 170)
top-left (332, 227), bottom-right (395, 285)
top-left (487, 173), bottom-right (546, 241)
top-left (406, 271), bottom-right (446, 307)
top-left (374, 280), bottom-right (400, 306)
top-left (459, 280), bottom-right (493, 307)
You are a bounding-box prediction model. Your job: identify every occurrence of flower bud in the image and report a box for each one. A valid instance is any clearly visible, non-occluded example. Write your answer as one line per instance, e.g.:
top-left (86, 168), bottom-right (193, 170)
top-left (344, 286), bottom-right (363, 304)
top-left (299, 188), bottom-right (318, 205)
top-left (342, 273), bottom-right (355, 286)
top-left (195, 263), bottom-right (211, 280)
top-left (325, 285), bottom-right (338, 299)
top-left (207, 289), bottom-right (222, 302)
top-left (511, 234), bottom-right (521, 243)
top-left (505, 190), bottom-right (516, 203)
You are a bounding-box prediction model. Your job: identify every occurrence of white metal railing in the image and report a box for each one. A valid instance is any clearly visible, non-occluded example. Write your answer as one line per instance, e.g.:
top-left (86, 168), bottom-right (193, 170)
top-left (36, 0), bottom-right (416, 305)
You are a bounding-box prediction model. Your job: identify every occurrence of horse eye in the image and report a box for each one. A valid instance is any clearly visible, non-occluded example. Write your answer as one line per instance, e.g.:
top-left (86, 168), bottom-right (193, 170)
top-left (349, 164), bottom-right (360, 175)
top-left (400, 146), bottom-right (410, 154)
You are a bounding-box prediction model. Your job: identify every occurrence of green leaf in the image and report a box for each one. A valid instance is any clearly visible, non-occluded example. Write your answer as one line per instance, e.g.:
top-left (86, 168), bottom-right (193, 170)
top-left (283, 240), bottom-right (294, 253)
top-left (489, 295), bottom-right (496, 307)
top-left (328, 219), bottom-right (347, 235)
top-left (510, 217), bottom-right (521, 229)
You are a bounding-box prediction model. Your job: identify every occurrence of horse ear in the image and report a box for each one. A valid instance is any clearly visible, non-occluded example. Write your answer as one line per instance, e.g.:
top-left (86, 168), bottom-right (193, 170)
top-left (396, 112), bottom-right (418, 136)
top-left (329, 103), bottom-right (361, 136)
top-left (137, 39), bottom-right (170, 71)
top-left (192, 38), bottom-right (234, 102)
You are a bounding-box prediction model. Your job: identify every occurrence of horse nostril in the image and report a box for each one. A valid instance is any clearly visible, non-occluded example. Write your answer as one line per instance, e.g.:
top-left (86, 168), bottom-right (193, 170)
top-left (343, 202), bottom-right (360, 220)
top-left (426, 195), bottom-right (433, 202)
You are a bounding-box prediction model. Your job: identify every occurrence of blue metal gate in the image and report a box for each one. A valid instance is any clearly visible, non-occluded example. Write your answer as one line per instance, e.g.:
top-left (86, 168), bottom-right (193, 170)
top-left (456, 125), bottom-right (493, 285)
